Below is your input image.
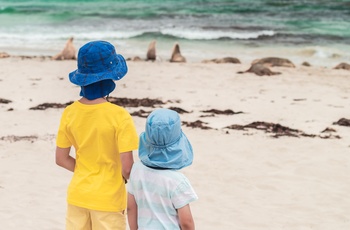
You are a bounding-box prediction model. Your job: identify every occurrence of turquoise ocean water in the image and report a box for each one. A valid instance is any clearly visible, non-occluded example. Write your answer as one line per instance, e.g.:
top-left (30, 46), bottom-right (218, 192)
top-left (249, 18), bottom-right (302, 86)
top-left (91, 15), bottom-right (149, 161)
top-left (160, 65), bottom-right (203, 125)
top-left (0, 0), bottom-right (350, 66)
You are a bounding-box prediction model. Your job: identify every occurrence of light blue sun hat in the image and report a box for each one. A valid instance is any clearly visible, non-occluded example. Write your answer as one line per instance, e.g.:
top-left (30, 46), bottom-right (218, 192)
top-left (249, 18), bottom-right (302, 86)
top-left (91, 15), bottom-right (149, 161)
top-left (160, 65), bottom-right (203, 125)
top-left (139, 108), bottom-right (193, 170)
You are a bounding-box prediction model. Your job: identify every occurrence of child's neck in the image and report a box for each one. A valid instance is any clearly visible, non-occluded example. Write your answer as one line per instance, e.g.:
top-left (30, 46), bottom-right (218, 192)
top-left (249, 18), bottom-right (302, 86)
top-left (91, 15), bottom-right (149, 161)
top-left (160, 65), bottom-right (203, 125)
top-left (79, 97), bottom-right (107, 105)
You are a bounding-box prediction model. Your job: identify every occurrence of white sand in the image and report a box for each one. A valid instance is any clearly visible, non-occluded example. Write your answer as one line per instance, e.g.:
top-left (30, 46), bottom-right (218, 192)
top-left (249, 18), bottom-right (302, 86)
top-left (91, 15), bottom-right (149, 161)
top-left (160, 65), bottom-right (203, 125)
top-left (0, 57), bottom-right (350, 229)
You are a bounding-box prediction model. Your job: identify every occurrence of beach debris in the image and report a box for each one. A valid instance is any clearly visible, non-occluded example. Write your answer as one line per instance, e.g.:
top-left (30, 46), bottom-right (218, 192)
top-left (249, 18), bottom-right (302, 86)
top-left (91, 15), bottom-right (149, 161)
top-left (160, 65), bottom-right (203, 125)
top-left (252, 57), bottom-right (295, 67)
top-left (130, 109), bottom-right (151, 118)
top-left (201, 109), bottom-right (243, 115)
top-left (170, 43), bottom-right (186, 63)
top-left (225, 124), bottom-right (246, 130)
top-left (321, 127), bottom-right (337, 133)
top-left (319, 134), bottom-right (341, 139)
top-left (0, 52), bottom-right (10, 58)
top-left (108, 97), bottom-right (165, 107)
top-left (302, 61), bottom-right (311, 67)
top-left (199, 114), bottom-right (215, 118)
top-left (29, 97), bottom-right (165, 110)
top-left (201, 57), bottom-right (241, 64)
top-left (333, 118), bottom-right (350, 126)
top-left (29, 102), bottom-right (73, 110)
top-left (225, 121), bottom-right (316, 138)
top-left (334, 62), bottom-right (350, 70)
top-left (0, 98), bottom-right (12, 104)
top-left (168, 107), bottom-right (190, 114)
top-left (146, 40), bottom-right (157, 61)
top-left (237, 63), bottom-right (281, 76)
top-left (52, 37), bottom-right (77, 60)
top-left (0, 135), bottom-right (38, 143)
top-left (11, 55), bottom-right (50, 60)
top-left (182, 120), bottom-right (212, 130)
top-left (319, 127), bottom-right (341, 139)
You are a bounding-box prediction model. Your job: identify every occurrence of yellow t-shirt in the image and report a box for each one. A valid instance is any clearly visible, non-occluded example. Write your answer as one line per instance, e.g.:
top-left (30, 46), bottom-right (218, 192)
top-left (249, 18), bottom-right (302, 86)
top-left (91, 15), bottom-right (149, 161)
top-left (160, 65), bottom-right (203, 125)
top-left (56, 101), bottom-right (139, 212)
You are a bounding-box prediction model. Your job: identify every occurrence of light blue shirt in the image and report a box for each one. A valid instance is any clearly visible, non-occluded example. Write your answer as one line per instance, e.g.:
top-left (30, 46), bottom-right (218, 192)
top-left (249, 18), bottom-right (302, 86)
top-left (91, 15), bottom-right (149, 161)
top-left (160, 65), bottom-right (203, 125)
top-left (128, 161), bottom-right (198, 229)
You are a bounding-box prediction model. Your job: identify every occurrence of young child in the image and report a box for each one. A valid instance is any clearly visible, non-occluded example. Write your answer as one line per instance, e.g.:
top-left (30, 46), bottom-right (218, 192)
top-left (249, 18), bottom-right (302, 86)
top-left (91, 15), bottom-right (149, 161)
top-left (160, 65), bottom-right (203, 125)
top-left (55, 40), bottom-right (139, 230)
top-left (127, 108), bottom-right (198, 230)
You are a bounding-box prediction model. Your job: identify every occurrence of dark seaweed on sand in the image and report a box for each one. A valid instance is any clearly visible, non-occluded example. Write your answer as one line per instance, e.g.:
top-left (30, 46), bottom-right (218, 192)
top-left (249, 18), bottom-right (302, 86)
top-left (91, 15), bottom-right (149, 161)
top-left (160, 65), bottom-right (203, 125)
top-left (201, 109), bottom-right (243, 115)
top-left (130, 109), bottom-right (152, 118)
top-left (29, 102), bottom-right (73, 110)
top-left (108, 97), bottom-right (165, 107)
top-left (0, 98), bottom-right (12, 104)
top-left (182, 120), bottom-right (212, 130)
top-left (226, 121), bottom-right (316, 138)
top-left (168, 107), bottom-right (190, 114)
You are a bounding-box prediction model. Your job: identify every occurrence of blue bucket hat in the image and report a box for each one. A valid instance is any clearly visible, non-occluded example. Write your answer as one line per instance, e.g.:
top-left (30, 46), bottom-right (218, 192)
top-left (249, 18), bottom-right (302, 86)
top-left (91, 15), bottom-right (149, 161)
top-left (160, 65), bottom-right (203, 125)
top-left (69, 40), bottom-right (127, 87)
top-left (139, 108), bottom-right (193, 170)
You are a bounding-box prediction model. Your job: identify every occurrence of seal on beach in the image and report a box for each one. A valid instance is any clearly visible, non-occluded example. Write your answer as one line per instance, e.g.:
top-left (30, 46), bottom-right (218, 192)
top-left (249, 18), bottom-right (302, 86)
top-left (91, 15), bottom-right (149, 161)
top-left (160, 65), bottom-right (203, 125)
top-left (201, 57), bottom-right (241, 64)
top-left (252, 57), bottom-right (295, 67)
top-left (146, 40), bottom-right (157, 61)
top-left (237, 64), bottom-right (281, 76)
top-left (334, 62), bottom-right (350, 70)
top-left (0, 52), bottom-right (10, 58)
top-left (170, 43), bottom-right (186, 63)
top-left (52, 37), bottom-right (77, 60)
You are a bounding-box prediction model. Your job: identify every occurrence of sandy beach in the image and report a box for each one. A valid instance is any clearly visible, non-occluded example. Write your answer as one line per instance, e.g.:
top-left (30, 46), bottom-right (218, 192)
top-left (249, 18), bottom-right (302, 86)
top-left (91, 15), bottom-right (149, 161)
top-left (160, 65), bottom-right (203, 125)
top-left (0, 54), bottom-right (350, 229)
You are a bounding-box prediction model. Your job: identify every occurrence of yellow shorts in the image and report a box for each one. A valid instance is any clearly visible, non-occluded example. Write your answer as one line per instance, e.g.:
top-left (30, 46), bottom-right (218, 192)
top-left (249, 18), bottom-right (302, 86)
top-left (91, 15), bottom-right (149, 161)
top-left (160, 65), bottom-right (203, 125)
top-left (66, 204), bottom-right (126, 230)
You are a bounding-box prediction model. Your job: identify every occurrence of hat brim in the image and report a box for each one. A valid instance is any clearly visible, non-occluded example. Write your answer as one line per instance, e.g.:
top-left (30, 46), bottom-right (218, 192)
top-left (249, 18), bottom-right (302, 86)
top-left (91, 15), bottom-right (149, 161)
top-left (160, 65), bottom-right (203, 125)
top-left (138, 131), bottom-right (193, 170)
top-left (69, 54), bottom-right (127, 86)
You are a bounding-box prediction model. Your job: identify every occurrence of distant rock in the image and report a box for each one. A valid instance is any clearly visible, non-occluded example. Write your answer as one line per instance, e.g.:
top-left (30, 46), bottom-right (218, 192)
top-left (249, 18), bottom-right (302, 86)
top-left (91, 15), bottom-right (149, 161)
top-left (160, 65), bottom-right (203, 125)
top-left (333, 118), bottom-right (350, 126)
top-left (0, 98), bottom-right (12, 104)
top-left (302, 61), bottom-right (311, 67)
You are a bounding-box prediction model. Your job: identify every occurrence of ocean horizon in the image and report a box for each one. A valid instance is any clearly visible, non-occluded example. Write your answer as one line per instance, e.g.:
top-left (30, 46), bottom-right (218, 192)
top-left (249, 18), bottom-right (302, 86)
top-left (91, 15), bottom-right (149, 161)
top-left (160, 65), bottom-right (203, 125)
top-left (0, 0), bottom-right (350, 67)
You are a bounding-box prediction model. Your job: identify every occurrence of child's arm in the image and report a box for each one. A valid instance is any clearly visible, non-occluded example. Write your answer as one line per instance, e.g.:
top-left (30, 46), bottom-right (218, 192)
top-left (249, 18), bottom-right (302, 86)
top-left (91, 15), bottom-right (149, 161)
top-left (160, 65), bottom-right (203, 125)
top-left (120, 151), bottom-right (134, 180)
top-left (178, 204), bottom-right (195, 230)
top-left (127, 193), bottom-right (138, 230)
top-left (55, 146), bottom-right (75, 172)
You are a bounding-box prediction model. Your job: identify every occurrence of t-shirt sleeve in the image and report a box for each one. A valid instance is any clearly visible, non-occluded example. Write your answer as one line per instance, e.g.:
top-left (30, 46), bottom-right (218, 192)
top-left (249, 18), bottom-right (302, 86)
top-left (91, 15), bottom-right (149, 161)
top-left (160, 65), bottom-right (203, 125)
top-left (56, 110), bottom-right (72, 148)
top-left (171, 177), bottom-right (198, 209)
top-left (117, 113), bottom-right (139, 153)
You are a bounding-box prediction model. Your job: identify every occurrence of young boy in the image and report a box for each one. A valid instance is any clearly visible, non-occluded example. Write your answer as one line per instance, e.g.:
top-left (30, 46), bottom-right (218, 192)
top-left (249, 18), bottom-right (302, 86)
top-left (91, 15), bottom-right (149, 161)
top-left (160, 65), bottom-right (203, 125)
top-left (127, 108), bottom-right (198, 230)
top-left (55, 40), bottom-right (139, 230)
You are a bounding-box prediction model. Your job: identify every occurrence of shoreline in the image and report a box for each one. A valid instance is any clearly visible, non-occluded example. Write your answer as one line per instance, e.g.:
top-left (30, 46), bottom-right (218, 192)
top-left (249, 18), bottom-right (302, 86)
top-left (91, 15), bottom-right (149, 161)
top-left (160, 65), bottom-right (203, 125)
top-left (1, 38), bottom-right (350, 68)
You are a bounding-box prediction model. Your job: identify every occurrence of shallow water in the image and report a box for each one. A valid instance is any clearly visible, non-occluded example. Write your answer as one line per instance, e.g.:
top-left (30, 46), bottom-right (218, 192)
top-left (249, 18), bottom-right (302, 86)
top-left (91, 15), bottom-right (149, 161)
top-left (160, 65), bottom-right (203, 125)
top-left (0, 0), bottom-right (349, 67)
